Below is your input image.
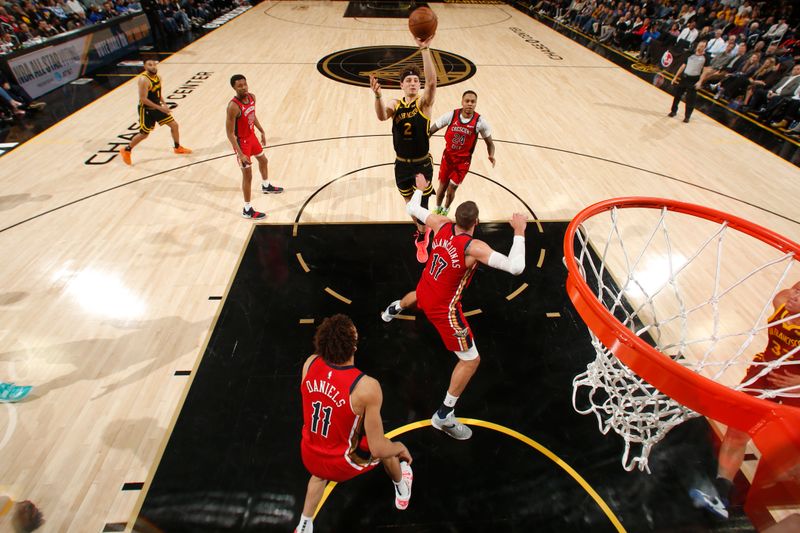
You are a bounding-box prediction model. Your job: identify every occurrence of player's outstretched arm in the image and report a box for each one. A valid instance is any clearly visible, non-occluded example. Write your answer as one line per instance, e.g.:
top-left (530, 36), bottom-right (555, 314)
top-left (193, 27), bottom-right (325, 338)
top-left (406, 174), bottom-right (448, 233)
top-left (484, 135), bottom-right (496, 167)
top-left (370, 75), bottom-right (395, 121)
top-left (359, 377), bottom-right (413, 462)
top-left (468, 213), bottom-right (527, 275)
top-left (428, 111), bottom-right (452, 137)
top-left (417, 35), bottom-right (436, 111)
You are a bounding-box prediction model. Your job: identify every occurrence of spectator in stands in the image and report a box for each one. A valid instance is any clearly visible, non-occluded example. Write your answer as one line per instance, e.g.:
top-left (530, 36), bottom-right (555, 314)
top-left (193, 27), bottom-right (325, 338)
top-left (0, 86), bottom-right (26, 118)
top-left (169, 0), bottom-right (191, 32)
top-left (675, 20), bottom-right (698, 50)
top-left (772, 91), bottom-right (800, 131)
top-left (698, 40), bottom-right (737, 87)
top-left (36, 19), bottom-right (60, 37)
top-left (706, 29), bottom-right (727, 57)
top-left (743, 57), bottom-right (783, 106)
top-left (744, 21), bottom-right (762, 48)
top-left (748, 64), bottom-right (800, 122)
top-left (0, 5), bottom-right (18, 30)
top-left (716, 50), bottom-right (762, 102)
top-left (766, 18), bottom-right (790, 43)
top-left (0, 31), bottom-right (18, 53)
top-left (16, 22), bottom-right (37, 42)
top-left (639, 21), bottom-right (661, 62)
top-left (64, 0), bottom-right (86, 17)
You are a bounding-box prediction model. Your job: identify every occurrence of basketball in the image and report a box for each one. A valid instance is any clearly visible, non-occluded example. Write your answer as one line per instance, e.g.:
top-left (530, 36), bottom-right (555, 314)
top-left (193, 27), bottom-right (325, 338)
top-left (408, 7), bottom-right (437, 40)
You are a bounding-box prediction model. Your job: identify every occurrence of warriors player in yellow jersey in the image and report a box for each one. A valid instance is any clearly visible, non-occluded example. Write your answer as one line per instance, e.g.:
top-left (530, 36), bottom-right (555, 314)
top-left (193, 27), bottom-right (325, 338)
top-left (370, 34), bottom-right (437, 263)
top-left (691, 281), bottom-right (800, 519)
top-left (120, 59), bottom-right (192, 165)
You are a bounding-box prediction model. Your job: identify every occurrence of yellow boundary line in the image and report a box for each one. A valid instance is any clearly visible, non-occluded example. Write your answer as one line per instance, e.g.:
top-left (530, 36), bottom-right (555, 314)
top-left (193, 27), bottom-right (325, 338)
top-left (506, 282), bottom-right (529, 301)
top-left (324, 287), bottom-right (352, 305)
top-left (313, 418), bottom-right (626, 532)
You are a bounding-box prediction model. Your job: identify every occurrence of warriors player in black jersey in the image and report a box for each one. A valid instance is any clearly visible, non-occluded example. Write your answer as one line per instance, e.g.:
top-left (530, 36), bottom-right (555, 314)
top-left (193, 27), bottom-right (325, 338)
top-left (370, 34), bottom-right (437, 263)
top-left (120, 58), bottom-right (192, 165)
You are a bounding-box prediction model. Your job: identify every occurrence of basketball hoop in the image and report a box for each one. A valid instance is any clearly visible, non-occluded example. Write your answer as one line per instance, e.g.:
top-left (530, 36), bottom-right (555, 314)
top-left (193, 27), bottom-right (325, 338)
top-left (563, 197), bottom-right (800, 474)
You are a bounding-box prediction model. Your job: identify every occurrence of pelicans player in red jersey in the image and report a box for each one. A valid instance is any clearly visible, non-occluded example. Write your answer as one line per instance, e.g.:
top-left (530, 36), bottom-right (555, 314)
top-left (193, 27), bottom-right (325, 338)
top-left (429, 90), bottom-right (495, 216)
top-left (690, 281), bottom-right (800, 519)
top-left (296, 315), bottom-right (413, 533)
top-left (225, 74), bottom-right (284, 220)
top-left (382, 174), bottom-right (527, 440)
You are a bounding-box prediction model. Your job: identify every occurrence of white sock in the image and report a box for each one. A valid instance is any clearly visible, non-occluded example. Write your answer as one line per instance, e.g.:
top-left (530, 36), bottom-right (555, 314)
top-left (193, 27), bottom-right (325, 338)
top-left (262, 180), bottom-right (270, 188)
top-left (444, 392), bottom-right (459, 408)
top-left (296, 515), bottom-right (313, 533)
top-left (244, 202), bottom-right (252, 211)
top-left (393, 478), bottom-right (409, 497)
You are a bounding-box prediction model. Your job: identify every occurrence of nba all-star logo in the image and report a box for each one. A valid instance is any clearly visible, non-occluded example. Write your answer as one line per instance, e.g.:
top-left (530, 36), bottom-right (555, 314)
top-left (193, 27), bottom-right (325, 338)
top-left (317, 46), bottom-right (476, 89)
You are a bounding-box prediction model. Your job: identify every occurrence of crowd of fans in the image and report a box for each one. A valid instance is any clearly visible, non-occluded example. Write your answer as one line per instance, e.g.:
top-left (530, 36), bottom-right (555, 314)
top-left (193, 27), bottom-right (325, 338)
top-left (0, 0), bottom-right (240, 124)
top-left (529, 0), bottom-right (800, 134)
top-left (0, 0), bottom-right (232, 56)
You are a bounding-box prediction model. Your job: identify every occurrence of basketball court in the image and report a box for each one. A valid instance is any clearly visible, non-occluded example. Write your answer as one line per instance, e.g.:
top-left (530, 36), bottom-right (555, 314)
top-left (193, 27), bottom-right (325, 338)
top-left (0, 1), bottom-right (798, 531)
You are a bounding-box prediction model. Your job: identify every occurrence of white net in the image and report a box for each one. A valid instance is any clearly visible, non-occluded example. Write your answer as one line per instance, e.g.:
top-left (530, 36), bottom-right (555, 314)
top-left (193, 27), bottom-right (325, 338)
top-left (569, 204), bottom-right (800, 472)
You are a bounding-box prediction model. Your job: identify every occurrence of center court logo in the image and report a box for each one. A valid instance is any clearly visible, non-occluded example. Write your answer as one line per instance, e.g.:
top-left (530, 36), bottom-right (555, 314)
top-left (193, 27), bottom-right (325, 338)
top-left (317, 46), bottom-right (476, 88)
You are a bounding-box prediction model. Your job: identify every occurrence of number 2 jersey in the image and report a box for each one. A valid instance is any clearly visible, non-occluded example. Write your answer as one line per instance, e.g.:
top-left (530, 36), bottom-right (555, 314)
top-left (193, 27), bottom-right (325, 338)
top-left (300, 356), bottom-right (378, 482)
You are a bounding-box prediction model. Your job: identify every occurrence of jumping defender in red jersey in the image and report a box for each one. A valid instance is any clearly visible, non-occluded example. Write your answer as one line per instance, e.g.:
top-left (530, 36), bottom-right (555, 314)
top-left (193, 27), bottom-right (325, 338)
top-left (429, 90), bottom-right (495, 216)
top-left (296, 315), bottom-right (413, 533)
top-left (225, 74), bottom-right (284, 220)
top-left (382, 174), bottom-right (527, 440)
top-left (690, 281), bottom-right (800, 519)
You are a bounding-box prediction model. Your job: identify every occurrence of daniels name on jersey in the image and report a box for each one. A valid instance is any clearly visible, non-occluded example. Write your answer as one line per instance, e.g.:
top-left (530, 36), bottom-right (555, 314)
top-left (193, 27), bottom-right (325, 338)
top-left (305, 379), bottom-right (346, 407)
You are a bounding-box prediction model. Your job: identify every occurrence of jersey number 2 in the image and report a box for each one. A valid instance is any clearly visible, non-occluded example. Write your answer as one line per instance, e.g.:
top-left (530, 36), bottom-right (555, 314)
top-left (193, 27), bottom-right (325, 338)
top-left (429, 253), bottom-right (448, 280)
top-left (310, 401), bottom-right (333, 437)
top-left (403, 123), bottom-right (412, 136)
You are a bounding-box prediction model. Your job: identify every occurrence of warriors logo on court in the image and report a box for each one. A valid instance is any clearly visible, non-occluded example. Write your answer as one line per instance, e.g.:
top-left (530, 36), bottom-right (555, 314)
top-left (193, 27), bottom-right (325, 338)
top-left (317, 46), bottom-right (476, 89)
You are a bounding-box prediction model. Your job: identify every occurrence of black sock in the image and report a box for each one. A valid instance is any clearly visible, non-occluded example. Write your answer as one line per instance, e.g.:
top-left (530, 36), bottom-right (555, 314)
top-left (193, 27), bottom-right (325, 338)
top-left (436, 404), bottom-right (453, 419)
top-left (174, 142), bottom-right (180, 148)
top-left (125, 145), bottom-right (131, 152)
top-left (714, 477), bottom-right (733, 501)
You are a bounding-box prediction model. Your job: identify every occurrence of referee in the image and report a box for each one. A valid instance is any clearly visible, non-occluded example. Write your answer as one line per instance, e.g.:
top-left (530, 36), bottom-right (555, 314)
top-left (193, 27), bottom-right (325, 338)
top-left (669, 40), bottom-right (708, 123)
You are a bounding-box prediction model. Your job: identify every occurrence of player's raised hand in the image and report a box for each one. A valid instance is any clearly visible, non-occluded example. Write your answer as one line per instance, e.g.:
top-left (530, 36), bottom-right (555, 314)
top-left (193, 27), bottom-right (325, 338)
top-left (415, 34), bottom-right (434, 48)
top-left (767, 371), bottom-right (800, 389)
top-left (510, 213), bottom-right (527, 235)
top-left (396, 442), bottom-right (413, 465)
top-left (370, 75), bottom-right (382, 97)
top-left (414, 173), bottom-right (428, 190)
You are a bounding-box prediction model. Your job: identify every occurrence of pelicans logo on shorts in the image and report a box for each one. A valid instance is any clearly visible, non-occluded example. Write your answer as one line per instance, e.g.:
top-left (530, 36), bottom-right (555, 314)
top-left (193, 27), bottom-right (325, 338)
top-left (453, 327), bottom-right (470, 339)
top-left (317, 46), bottom-right (476, 89)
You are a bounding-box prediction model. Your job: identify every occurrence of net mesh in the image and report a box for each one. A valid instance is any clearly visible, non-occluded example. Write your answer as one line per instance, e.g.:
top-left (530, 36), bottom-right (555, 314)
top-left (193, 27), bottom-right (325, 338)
top-left (569, 205), bottom-right (800, 472)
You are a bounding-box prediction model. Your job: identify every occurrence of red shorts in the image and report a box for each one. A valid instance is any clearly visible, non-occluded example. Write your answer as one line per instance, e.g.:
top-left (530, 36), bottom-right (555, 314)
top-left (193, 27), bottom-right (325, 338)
top-left (741, 363), bottom-right (800, 408)
top-left (237, 133), bottom-right (263, 165)
top-left (300, 438), bottom-right (378, 483)
top-left (438, 156), bottom-right (471, 186)
top-left (417, 290), bottom-right (474, 353)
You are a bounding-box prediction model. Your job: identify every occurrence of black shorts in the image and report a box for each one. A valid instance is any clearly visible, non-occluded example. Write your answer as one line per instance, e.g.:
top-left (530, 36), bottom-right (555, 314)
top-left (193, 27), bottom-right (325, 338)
top-left (138, 104), bottom-right (174, 134)
top-left (394, 154), bottom-right (433, 197)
